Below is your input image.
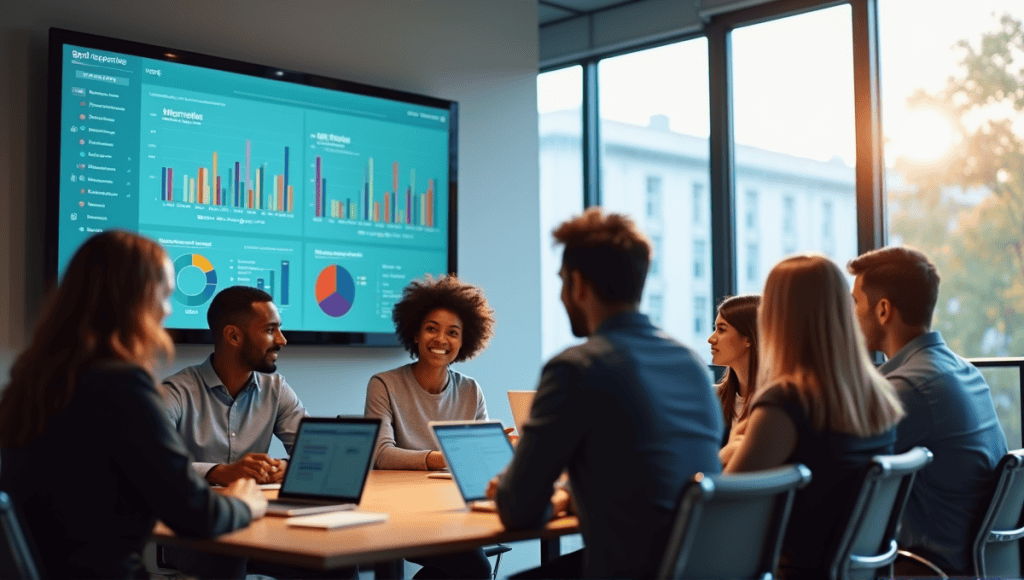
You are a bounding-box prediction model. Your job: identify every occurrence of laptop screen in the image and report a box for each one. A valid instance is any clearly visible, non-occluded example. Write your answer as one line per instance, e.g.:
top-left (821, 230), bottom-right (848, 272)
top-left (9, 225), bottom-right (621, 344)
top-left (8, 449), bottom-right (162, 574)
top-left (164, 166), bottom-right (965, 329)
top-left (279, 417), bottom-right (380, 502)
top-left (431, 421), bottom-right (515, 502)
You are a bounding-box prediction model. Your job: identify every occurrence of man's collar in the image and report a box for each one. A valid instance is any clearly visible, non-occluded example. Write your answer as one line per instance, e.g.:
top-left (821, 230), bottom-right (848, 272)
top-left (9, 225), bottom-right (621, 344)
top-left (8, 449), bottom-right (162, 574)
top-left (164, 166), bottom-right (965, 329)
top-left (595, 310), bottom-right (649, 334)
top-left (879, 331), bottom-right (944, 374)
top-left (201, 353), bottom-right (260, 393)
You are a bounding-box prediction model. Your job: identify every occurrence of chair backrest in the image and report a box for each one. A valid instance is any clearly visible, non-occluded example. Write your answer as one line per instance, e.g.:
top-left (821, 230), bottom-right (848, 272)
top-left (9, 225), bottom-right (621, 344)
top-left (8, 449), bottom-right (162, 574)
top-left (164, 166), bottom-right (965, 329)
top-left (0, 492), bottom-right (40, 580)
top-left (971, 448), bottom-right (1024, 579)
top-left (827, 446), bottom-right (933, 580)
top-left (657, 464), bottom-right (813, 580)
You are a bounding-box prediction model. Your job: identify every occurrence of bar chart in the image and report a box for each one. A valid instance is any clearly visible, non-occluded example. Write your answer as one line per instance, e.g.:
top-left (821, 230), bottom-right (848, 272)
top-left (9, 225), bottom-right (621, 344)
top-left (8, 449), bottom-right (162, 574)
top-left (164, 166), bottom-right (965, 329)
top-left (159, 144), bottom-right (294, 213)
top-left (139, 87), bottom-right (302, 238)
top-left (313, 156), bottom-right (436, 227)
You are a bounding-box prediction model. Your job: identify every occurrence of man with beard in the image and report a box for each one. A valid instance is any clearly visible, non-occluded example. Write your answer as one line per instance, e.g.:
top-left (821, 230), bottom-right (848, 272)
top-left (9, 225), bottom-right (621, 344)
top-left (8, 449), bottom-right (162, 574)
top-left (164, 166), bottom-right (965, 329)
top-left (162, 286), bottom-right (306, 486)
top-left (488, 208), bottom-right (722, 579)
top-left (159, 286), bottom-right (314, 578)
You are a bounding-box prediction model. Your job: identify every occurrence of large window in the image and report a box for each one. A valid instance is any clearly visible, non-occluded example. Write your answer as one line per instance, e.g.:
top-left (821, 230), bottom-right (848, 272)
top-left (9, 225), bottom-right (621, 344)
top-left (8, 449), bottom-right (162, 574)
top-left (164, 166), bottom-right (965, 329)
top-left (880, 0), bottom-right (1024, 443)
top-left (539, 66), bottom-right (584, 359)
top-left (731, 5), bottom-right (858, 295)
top-left (539, 4), bottom-right (1024, 449)
top-left (597, 39), bottom-right (712, 349)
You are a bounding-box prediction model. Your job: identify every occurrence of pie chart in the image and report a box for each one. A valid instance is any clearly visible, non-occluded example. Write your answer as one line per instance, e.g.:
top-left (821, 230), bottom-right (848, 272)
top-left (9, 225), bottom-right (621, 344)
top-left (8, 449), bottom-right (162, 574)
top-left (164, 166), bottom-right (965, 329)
top-left (315, 264), bottom-right (355, 317)
top-left (173, 253), bottom-right (218, 306)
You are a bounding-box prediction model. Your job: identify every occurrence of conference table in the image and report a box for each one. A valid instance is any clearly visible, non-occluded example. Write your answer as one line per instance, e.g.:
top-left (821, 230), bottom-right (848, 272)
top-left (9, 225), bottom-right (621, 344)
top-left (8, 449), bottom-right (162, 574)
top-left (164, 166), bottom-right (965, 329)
top-left (152, 470), bottom-right (580, 578)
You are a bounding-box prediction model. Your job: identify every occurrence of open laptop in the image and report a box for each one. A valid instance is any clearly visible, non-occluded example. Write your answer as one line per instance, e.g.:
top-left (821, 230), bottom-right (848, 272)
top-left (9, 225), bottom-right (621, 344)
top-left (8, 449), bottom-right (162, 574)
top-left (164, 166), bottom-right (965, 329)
top-left (266, 416), bottom-right (381, 516)
top-left (429, 420), bottom-right (515, 512)
top-left (506, 390), bottom-right (535, 435)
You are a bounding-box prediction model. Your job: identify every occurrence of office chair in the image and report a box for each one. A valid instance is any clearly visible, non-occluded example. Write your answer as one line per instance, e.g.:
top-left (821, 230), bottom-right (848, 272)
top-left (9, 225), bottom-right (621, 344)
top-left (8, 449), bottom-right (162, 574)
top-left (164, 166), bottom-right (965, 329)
top-left (0, 491), bottom-right (41, 580)
top-left (966, 448), bottom-right (1024, 579)
top-left (656, 464), bottom-right (812, 580)
top-left (826, 446), bottom-right (932, 580)
top-left (483, 544), bottom-right (511, 580)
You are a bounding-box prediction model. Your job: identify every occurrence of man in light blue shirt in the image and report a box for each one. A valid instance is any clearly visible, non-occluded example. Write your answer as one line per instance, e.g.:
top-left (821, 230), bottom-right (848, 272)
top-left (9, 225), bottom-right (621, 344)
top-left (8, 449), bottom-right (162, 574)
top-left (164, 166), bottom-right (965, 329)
top-left (162, 286), bottom-right (308, 486)
top-left (849, 247), bottom-right (1007, 575)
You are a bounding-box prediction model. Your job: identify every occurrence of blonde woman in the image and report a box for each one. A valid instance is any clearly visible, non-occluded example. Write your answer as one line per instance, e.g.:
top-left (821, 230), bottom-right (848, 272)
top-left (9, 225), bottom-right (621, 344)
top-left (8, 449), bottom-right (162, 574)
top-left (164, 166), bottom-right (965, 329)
top-left (724, 254), bottom-right (904, 580)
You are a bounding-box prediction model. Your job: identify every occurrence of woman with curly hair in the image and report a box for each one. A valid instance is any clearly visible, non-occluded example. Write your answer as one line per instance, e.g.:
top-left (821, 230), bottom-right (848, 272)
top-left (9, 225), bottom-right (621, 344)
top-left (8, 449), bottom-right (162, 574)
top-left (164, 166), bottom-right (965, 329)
top-left (364, 274), bottom-right (496, 579)
top-left (365, 274), bottom-right (496, 471)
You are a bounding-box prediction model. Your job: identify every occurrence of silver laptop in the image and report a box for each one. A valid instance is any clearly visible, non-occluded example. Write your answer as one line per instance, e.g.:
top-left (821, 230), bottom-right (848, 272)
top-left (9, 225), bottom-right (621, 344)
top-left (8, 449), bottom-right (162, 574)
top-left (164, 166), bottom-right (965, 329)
top-left (266, 416), bottom-right (380, 516)
top-left (429, 420), bottom-right (515, 512)
top-left (506, 390), bottom-right (535, 435)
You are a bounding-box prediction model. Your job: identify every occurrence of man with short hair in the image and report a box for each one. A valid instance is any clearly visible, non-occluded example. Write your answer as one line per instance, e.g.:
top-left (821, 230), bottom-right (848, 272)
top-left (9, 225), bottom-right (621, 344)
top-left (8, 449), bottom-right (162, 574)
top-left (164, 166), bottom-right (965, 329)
top-left (849, 246), bottom-right (1007, 574)
top-left (162, 285), bottom-right (307, 486)
top-left (490, 208), bottom-right (723, 579)
top-left (160, 286), bottom-right (317, 579)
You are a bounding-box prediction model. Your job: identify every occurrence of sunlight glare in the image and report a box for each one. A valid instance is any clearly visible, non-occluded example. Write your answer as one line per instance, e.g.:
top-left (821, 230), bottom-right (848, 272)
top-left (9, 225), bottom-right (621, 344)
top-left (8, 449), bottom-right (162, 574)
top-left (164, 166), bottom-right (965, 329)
top-left (897, 108), bottom-right (955, 161)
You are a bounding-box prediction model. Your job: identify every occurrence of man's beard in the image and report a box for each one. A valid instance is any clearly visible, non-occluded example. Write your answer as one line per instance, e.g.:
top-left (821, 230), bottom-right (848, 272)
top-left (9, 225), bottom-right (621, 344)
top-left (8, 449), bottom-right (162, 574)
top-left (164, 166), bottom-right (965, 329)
top-left (245, 346), bottom-right (280, 373)
top-left (566, 303), bottom-right (589, 338)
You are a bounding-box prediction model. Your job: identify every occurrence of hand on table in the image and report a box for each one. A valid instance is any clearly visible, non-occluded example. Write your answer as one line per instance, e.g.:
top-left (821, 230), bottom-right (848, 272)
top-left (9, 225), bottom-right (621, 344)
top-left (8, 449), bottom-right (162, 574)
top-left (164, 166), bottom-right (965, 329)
top-left (207, 453), bottom-right (284, 486)
top-left (486, 474), bottom-right (570, 520)
top-left (224, 477), bottom-right (267, 519)
top-left (426, 450), bottom-right (447, 470)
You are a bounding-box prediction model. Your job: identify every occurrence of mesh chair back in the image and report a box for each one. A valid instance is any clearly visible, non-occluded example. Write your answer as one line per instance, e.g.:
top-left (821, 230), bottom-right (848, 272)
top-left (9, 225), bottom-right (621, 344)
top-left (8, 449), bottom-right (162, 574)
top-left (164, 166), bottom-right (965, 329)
top-left (828, 446), bottom-right (933, 580)
top-left (971, 449), bottom-right (1024, 578)
top-left (0, 492), bottom-right (40, 580)
top-left (657, 464), bottom-right (812, 580)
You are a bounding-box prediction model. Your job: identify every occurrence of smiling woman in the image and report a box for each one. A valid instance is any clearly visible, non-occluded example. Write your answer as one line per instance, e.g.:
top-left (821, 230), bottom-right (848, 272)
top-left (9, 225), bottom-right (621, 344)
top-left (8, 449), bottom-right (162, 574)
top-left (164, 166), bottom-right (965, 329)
top-left (362, 274), bottom-right (497, 579)
top-left (363, 274), bottom-right (496, 471)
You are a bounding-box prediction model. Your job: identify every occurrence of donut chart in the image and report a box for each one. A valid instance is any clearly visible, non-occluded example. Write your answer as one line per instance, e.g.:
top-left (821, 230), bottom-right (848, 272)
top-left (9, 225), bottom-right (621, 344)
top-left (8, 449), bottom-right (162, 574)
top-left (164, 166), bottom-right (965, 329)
top-left (173, 253), bottom-right (218, 306)
top-left (315, 264), bottom-right (356, 317)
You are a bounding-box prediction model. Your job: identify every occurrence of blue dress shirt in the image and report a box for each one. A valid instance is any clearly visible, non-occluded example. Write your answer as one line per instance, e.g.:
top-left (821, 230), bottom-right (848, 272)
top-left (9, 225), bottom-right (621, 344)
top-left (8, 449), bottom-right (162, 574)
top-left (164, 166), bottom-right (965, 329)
top-left (495, 311), bottom-right (722, 579)
top-left (161, 354), bottom-right (308, 477)
top-left (881, 331), bottom-right (1007, 573)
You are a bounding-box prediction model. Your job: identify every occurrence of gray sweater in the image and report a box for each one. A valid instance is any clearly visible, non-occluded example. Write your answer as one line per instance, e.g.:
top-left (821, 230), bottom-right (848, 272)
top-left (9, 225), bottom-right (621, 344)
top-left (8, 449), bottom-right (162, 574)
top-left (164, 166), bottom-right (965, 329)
top-left (364, 363), bottom-right (488, 470)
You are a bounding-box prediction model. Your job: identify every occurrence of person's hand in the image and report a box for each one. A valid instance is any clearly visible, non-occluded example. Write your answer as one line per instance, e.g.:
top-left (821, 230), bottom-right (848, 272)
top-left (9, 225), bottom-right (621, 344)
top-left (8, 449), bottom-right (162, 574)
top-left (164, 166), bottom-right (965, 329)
top-left (207, 453), bottom-right (281, 486)
top-left (267, 459), bottom-right (287, 483)
top-left (486, 475), bottom-right (500, 499)
top-left (550, 487), bottom-right (571, 519)
top-left (504, 427), bottom-right (520, 447)
top-left (426, 450), bottom-right (447, 470)
top-left (224, 477), bottom-right (267, 519)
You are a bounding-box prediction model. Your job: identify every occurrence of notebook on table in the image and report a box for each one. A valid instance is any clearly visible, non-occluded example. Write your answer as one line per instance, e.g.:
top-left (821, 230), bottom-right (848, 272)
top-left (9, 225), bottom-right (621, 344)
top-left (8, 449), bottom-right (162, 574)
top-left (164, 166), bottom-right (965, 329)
top-left (506, 390), bottom-right (535, 435)
top-left (265, 416), bottom-right (381, 517)
top-left (429, 420), bottom-right (515, 512)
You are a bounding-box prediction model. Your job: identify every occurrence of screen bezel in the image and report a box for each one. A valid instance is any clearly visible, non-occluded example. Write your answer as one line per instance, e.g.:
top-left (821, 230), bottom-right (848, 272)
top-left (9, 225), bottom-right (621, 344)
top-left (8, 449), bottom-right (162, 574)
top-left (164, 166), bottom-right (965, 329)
top-left (46, 27), bottom-right (458, 346)
top-left (277, 416), bottom-right (382, 504)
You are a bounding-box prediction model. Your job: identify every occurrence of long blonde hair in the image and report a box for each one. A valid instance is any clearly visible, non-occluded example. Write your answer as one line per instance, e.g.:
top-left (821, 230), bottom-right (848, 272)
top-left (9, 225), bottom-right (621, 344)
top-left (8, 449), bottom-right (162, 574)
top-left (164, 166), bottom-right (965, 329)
top-left (756, 254), bottom-right (903, 436)
top-left (0, 231), bottom-right (174, 448)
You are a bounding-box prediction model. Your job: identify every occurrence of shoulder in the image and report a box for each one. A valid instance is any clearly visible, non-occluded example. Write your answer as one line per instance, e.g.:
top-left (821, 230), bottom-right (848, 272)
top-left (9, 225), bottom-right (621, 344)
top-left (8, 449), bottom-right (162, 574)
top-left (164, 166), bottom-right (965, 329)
top-left (81, 362), bottom-right (162, 412)
top-left (448, 368), bottom-right (480, 390)
top-left (161, 362), bottom-right (204, 391)
top-left (369, 365), bottom-right (413, 389)
top-left (547, 336), bottom-right (612, 372)
top-left (753, 381), bottom-right (805, 414)
top-left (82, 362), bottom-right (154, 391)
top-left (256, 370), bottom-right (295, 394)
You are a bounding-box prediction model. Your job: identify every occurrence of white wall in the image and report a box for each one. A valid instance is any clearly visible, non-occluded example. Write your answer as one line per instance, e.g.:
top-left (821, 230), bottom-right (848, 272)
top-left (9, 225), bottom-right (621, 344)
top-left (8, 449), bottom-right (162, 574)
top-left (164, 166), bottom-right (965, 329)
top-left (1, 1), bottom-right (550, 573)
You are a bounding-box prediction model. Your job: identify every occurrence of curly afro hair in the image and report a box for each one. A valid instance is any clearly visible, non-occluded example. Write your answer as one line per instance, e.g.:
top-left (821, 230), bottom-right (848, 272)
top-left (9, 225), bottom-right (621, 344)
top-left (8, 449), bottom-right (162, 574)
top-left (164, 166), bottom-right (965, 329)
top-left (393, 274), bottom-right (495, 363)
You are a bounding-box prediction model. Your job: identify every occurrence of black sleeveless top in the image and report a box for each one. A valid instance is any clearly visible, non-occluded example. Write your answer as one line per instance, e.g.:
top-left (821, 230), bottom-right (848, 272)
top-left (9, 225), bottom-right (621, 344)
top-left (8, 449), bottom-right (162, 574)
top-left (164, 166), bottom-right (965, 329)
top-left (753, 382), bottom-right (896, 579)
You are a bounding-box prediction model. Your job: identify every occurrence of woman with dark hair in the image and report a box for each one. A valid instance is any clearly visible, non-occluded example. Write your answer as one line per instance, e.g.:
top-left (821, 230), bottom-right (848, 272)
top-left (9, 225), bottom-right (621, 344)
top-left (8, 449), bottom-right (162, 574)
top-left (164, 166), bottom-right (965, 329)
top-left (364, 274), bottom-right (496, 579)
top-left (707, 294), bottom-right (760, 465)
top-left (0, 231), bottom-right (265, 579)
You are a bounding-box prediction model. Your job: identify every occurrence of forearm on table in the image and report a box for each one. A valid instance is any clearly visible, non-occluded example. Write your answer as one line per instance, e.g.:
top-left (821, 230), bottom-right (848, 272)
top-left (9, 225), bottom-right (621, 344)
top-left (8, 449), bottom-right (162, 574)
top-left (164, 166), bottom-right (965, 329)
top-left (374, 445), bottom-right (432, 470)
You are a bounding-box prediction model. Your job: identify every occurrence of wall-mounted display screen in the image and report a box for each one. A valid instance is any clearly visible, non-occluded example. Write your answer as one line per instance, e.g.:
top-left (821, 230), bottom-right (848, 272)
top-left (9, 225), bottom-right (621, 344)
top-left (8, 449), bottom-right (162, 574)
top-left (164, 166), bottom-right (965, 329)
top-left (47, 28), bottom-right (457, 344)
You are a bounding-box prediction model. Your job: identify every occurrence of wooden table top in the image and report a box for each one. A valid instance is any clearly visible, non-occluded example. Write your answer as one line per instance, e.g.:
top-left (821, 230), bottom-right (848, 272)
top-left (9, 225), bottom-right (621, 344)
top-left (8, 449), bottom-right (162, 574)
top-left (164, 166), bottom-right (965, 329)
top-left (153, 470), bottom-right (579, 570)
